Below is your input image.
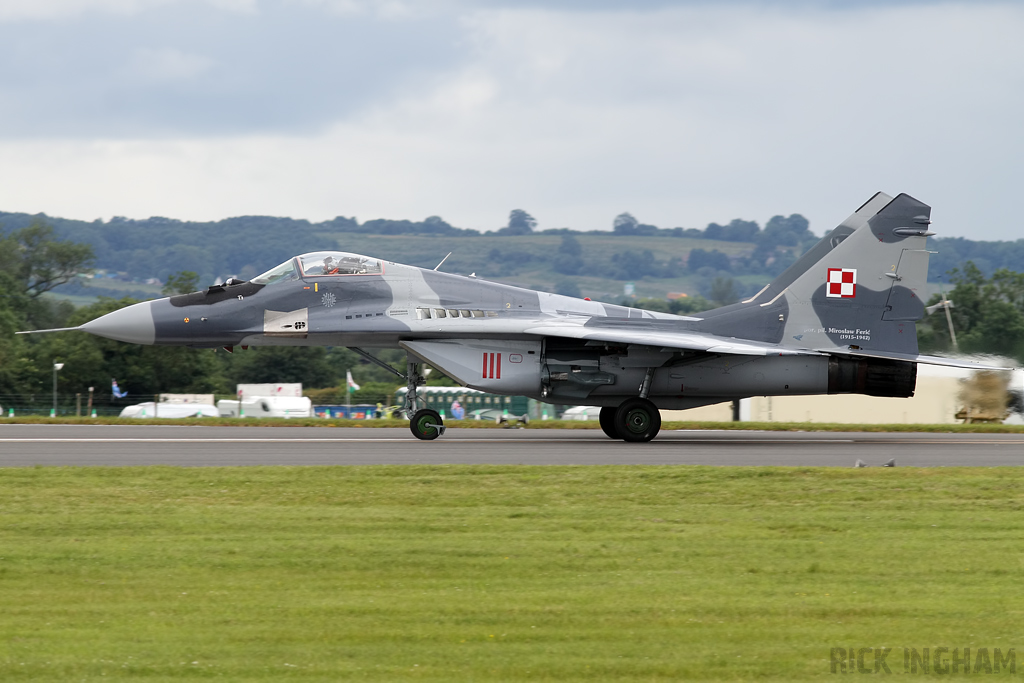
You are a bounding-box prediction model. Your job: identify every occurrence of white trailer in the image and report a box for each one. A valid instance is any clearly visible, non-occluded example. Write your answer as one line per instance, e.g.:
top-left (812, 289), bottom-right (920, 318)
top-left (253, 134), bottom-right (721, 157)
top-left (217, 396), bottom-right (312, 418)
top-left (119, 402), bottom-right (219, 418)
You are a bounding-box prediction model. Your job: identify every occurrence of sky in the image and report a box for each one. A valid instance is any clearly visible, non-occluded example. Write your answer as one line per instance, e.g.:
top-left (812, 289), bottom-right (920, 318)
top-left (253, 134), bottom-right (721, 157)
top-left (0, 0), bottom-right (1022, 239)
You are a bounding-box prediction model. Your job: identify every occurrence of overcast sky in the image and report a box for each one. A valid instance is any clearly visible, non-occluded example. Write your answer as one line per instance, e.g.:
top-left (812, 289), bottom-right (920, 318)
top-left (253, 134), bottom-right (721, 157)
top-left (0, 0), bottom-right (1021, 239)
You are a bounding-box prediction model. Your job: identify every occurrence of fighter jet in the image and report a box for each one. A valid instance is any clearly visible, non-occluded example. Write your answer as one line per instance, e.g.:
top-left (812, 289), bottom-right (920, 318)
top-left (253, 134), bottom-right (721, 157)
top-left (19, 192), bottom-right (1000, 440)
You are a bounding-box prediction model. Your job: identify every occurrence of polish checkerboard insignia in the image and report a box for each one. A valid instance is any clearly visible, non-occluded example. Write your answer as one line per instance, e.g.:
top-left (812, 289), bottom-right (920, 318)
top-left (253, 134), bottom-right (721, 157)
top-left (827, 268), bottom-right (856, 298)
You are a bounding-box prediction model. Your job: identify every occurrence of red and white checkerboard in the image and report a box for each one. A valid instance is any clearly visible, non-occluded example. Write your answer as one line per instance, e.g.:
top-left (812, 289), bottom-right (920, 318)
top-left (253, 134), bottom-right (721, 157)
top-left (826, 268), bottom-right (856, 298)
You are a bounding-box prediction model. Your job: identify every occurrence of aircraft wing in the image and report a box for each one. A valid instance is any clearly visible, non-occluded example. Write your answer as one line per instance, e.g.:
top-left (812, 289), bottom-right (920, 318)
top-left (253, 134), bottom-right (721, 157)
top-left (521, 320), bottom-right (821, 357)
top-left (523, 320), bottom-right (1016, 369)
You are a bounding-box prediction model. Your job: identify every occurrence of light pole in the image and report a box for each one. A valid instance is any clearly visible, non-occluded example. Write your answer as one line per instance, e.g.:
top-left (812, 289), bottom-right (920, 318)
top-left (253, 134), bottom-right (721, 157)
top-left (926, 286), bottom-right (958, 353)
top-left (939, 288), bottom-right (958, 353)
top-left (51, 362), bottom-right (64, 417)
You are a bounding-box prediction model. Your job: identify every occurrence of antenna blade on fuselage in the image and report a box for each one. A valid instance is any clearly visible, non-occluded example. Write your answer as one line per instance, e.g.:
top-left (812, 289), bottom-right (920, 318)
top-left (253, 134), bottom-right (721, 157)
top-left (434, 252), bottom-right (452, 271)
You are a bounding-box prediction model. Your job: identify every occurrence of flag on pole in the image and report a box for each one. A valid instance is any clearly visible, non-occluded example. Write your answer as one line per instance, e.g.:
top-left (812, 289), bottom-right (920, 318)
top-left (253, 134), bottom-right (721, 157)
top-left (346, 370), bottom-right (360, 393)
top-left (112, 379), bottom-right (128, 398)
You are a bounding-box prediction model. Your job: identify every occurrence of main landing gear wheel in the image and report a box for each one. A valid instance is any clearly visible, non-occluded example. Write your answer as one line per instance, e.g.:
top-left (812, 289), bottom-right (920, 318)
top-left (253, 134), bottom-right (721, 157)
top-left (410, 408), bottom-right (445, 441)
top-left (614, 398), bottom-right (661, 442)
top-left (598, 407), bottom-right (620, 439)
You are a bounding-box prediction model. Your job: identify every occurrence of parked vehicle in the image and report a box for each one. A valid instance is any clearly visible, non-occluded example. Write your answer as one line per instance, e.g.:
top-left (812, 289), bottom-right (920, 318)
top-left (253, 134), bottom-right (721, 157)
top-left (560, 405), bottom-right (602, 421)
top-left (217, 396), bottom-right (312, 418)
top-left (119, 402), bottom-right (219, 418)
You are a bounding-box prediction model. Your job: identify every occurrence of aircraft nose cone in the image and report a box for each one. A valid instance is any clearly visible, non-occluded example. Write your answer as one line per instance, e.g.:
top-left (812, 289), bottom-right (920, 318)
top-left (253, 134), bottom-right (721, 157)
top-left (80, 300), bottom-right (156, 344)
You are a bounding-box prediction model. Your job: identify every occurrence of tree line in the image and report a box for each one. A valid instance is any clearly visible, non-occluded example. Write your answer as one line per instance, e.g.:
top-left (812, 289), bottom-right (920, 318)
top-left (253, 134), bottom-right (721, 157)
top-left (917, 263), bottom-right (1024, 361)
top-left (0, 209), bottom-right (814, 292)
top-left (5, 207), bottom-right (1019, 305)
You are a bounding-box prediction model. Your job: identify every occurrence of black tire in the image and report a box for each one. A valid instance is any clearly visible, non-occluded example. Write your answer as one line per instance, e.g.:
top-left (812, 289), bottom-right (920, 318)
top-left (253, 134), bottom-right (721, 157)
top-left (614, 398), bottom-right (661, 442)
top-left (598, 407), bottom-right (620, 439)
top-left (410, 408), bottom-right (443, 441)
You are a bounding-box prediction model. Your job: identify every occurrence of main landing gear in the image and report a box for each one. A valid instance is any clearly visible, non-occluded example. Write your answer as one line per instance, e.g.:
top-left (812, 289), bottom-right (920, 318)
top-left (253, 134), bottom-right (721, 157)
top-left (599, 397), bottom-right (661, 442)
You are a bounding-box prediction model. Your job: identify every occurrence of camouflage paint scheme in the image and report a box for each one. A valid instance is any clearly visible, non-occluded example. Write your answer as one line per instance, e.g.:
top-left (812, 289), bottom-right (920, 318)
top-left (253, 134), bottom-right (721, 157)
top-left (53, 193), bottom-right (966, 412)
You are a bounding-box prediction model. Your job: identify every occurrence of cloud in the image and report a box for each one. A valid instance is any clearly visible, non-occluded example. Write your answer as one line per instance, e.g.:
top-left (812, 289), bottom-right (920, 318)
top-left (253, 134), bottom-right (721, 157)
top-left (0, 0), bottom-right (257, 22)
top-left (0, 2), bottom-right (1022, 242)
top-left (0, 0), bottom-right (465, 137)
top-left (125, 48), bottom-right (216, 82)
top-left (285, 0), bottom-right (425, 19)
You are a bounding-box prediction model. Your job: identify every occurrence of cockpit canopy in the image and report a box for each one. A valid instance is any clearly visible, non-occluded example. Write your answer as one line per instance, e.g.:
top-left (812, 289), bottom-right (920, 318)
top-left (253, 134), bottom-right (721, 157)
top-left (251, 259), bottom-right (299, 286)
top-left (251, 251), bottom-right (383, 285)
top-left (298, 252), bottom-right (383, 277)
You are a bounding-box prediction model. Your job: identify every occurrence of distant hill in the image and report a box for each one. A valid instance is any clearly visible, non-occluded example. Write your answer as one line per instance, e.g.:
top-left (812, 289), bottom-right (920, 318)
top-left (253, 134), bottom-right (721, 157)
top-left (2, 209), bottom-right (1019, 305)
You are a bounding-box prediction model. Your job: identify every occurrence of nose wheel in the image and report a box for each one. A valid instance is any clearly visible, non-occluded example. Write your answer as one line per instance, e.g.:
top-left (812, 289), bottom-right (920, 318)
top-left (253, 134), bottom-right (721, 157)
top-left (410, 408), bottom-right (445, 440)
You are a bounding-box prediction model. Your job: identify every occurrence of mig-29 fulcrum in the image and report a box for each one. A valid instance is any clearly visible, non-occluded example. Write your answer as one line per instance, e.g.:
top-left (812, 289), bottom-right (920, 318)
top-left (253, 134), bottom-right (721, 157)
top-left (20, 192), bottom-right (1000, 441)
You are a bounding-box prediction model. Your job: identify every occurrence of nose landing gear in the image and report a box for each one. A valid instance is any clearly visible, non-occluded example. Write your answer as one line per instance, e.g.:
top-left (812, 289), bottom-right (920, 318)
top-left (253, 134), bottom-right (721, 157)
top-left (410, 408), bottom-right (445, 440)
top-left (404, 357), bottom-right (447, 440)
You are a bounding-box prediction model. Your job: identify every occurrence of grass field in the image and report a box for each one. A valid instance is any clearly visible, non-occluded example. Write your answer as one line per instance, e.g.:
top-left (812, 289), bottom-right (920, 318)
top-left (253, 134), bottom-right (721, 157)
top-left (1, 465), bottom-right (1022, 681)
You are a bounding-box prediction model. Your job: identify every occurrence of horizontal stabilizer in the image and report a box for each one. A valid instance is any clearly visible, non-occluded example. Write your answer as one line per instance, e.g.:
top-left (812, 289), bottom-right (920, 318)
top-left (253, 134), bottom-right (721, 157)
top-left (821, 347), bottom-right (1015, 371)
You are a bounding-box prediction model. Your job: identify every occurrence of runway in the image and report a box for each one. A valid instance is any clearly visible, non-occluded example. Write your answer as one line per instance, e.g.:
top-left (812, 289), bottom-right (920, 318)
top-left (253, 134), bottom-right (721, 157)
top-left (0, 424), bottom-right (1022, 467)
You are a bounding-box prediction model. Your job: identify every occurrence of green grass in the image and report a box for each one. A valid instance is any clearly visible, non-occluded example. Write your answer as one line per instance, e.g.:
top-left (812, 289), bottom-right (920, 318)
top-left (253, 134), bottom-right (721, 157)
top-left (1, 465), bottom-right (1022, 681)
top-left (4, 415), bottom-right (1024, 433)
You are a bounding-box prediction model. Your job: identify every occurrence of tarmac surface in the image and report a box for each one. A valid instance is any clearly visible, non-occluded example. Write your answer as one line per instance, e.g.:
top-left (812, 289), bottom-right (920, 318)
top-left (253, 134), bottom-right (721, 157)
top-left (0, 424), bottom-right (1022, 467)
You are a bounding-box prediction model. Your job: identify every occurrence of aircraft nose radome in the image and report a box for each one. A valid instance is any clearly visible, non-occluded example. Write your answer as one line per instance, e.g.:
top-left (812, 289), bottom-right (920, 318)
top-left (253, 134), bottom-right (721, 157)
top-left (80, 300), bottom-right (156, 345)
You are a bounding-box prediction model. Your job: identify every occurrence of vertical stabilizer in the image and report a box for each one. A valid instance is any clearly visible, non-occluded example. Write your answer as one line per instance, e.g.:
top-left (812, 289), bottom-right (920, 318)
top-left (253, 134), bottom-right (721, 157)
top-left (780, 193), bottom-right (932, 355)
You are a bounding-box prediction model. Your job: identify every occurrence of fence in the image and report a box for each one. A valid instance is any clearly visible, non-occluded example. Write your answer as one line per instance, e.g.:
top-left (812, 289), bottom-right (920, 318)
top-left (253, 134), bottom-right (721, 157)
top-left (0, 393), bottom-right (141, 417)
